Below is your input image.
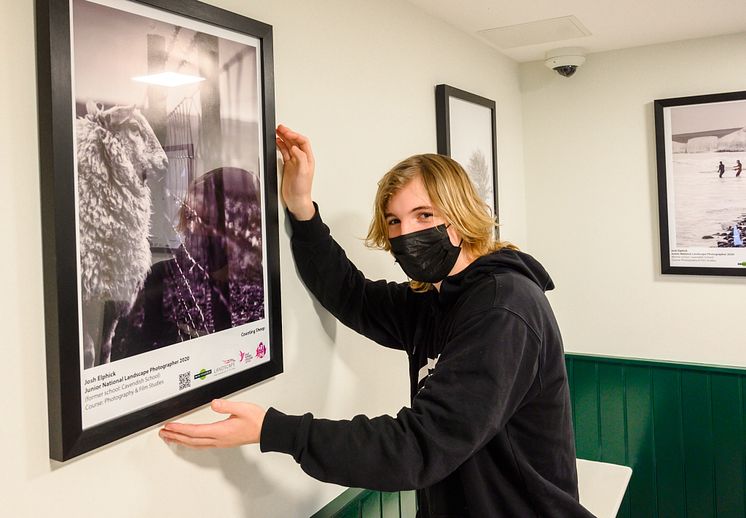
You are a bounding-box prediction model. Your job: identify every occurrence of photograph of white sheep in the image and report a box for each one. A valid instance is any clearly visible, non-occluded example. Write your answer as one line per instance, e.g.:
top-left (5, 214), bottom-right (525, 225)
top-left (37, 0), bottom-right (281, 461)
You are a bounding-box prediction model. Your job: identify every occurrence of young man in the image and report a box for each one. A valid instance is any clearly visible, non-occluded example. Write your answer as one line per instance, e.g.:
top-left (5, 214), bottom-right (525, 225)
top-left (160, 125), bottom-right (591, 517)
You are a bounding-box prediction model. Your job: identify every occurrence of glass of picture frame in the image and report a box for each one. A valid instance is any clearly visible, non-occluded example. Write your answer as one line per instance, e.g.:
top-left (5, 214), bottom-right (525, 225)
top-left (36, 0), bottom-right (282, 461)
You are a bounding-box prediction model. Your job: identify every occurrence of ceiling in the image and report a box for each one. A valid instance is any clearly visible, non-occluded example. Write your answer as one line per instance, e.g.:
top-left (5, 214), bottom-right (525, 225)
top-left (404, 0), bottom-right (746, 63)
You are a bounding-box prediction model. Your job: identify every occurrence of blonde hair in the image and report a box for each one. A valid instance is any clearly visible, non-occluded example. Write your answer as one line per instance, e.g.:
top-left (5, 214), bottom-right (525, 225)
top-left (366, 154), bottom-right (517, 292)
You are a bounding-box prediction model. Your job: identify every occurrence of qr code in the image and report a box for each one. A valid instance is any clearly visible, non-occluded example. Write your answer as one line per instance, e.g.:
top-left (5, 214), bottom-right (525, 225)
top-left (178, 372), bottom-right (191, 391)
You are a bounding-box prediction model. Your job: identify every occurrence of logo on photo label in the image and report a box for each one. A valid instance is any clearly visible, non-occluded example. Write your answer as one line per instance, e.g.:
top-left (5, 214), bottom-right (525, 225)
top-left (256, 342), bottom-right (266, 359)
top-left (194, 368), bottom-right (212, 381)
top-left (239, 350), bottom-right (253, 364)
top-left (214, 358), bottom-right (236, 376)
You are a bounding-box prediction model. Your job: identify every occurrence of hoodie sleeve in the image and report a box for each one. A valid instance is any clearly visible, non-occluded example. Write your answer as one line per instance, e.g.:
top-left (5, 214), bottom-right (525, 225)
top-left (288, 204), bottom-right (426, 353)
top-left (260, 307), bottom-right (541, 491)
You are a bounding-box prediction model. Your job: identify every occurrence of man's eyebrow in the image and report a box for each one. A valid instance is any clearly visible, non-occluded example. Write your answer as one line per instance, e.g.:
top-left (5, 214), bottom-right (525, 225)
top-left (384, 206), bottom-right (433, 218)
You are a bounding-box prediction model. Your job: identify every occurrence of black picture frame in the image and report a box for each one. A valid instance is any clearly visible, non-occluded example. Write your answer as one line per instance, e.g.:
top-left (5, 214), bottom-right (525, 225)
top-left (36, 0), bottom-right (281, 461)
top-left (435, 84), bottom-right (499, 232)
top-left (654, 91), bottom-right (746, 276)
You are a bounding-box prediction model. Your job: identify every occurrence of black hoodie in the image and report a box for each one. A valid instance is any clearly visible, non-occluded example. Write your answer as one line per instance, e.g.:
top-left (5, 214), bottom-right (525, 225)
top-left (260, 207), bottom-right (594, 518)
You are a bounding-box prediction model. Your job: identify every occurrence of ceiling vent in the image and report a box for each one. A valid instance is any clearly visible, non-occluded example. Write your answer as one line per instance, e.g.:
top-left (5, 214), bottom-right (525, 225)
top-left (477, 15), bottom-right (591, 49)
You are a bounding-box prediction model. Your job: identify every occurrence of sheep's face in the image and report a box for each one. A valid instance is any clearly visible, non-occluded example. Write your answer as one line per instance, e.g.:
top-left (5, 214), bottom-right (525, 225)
top-left (114, 108), bottom-right (168, 181)
top-left (90, 103), bottom-right (168, 182)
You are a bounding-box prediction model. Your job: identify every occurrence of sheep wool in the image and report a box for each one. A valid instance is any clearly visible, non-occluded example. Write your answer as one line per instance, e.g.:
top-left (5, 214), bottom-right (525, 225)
top-left (76, 103), bottom-right (167, 306)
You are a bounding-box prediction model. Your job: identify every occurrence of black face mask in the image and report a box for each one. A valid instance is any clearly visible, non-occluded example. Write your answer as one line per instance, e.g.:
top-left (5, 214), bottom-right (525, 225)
top-left (389, 224), bottom-right (461, 283)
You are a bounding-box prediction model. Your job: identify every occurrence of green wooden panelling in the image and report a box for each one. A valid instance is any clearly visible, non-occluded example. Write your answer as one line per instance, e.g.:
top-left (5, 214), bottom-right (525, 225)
top-left (711, 374), bottom-right (745, 517)
top-left (569, 355), bottom-right (746, 518)
top-left (335, 501), bottom-right (360, 518)
top-left (316, 355), bottom-right (746, 518)
top-left (652, 368), bottom-right (687, 518)
top-left (573, 361), bottom-right (601, 460)
top-left (360, 491), bottom-right (381, 517)
top-left (311, 488), bottom-right (367, 518)
top-left (681, 371), bottom-right (716, 517)
top-left (381, 491), bottom-right (400, 518)
top-left (598, 363), bottom-right (627, 465)
top-left (742, 378), bottom-right (746, 516)
top-left (624, 366), bottom-right (657, 518)
top-left (598, 363), bottom-right (630, 517)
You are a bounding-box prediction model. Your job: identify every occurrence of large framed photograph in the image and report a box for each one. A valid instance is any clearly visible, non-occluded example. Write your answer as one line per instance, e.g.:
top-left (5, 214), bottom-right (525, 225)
top-left (654, 91), bottom-right (746, 276)
top-left (435, 84), bottom-right (498, 230)
top-left (36, 0), bottom-right (281, 461)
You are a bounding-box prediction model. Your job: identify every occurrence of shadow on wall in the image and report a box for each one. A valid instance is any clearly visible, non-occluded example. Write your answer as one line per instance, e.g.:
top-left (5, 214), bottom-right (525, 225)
top-left (281, 203), bottom-right (408, 412)
top-left (282, 201), bottom-right (339, 344)
top-left (168, 446), bottom-right (316, 517)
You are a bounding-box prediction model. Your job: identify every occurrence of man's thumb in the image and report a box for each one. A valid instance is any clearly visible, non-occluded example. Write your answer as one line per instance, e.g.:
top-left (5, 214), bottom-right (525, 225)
top-left (211, 398), bottom-right (237, 415)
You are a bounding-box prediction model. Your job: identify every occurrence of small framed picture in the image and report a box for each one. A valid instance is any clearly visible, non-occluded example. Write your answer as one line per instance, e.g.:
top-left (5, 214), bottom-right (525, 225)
top-left (435, 84), bottom-right (498, 230)
top-left (654, 91), bottom-right (746, 276)
top-left (36, 0), bottom-right (282, 460)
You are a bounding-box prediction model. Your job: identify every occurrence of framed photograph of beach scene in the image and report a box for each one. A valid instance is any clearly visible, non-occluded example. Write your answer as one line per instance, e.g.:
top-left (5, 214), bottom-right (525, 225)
top-left (435, 84), bottom-right (499, 236)
top-left (654, 91), bottom-right (746, 276)
top-left (36, 0), bottom-right (282, 461)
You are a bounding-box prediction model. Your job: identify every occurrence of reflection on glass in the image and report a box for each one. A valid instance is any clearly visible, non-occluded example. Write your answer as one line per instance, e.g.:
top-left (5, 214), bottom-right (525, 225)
top-left (111, 167), bottom-right (264, 361)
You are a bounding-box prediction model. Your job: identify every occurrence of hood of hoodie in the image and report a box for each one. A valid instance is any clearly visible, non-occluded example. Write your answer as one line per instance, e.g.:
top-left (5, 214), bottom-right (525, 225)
top-left (438, 249), bottom-right (554, 306)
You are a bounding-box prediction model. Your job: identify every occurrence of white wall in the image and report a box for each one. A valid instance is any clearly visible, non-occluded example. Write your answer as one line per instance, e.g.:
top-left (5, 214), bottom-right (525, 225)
top-left (1, 0), bottom-right (524, 516)
top-left (521, 32), bottom-right (746, 367)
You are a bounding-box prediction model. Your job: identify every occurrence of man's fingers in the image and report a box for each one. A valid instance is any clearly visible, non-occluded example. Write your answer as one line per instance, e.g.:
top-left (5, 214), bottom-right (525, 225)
top-left (160, 428), bottom-right (216, 448)
top-left (277, 124), bottom-right (302, 142)
top-left (277, 125), bottom-right (314, 164)
top-left (276, 138), bottom-right (290, 162)
top-left (289, 145), bottom-right (307, 164)
top-left (276, 135), bottom-right (307, 165)
top-left (293, 133), bottom-right (315, 164)
top-left (162, 420), bottom-right (224, 439)
top-left (277, 125), bottom-right (303, 148)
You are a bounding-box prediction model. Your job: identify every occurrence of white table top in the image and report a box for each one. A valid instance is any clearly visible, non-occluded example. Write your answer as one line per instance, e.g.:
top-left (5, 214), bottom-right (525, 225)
top-left (576, 458), bottom-right (633, 518)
